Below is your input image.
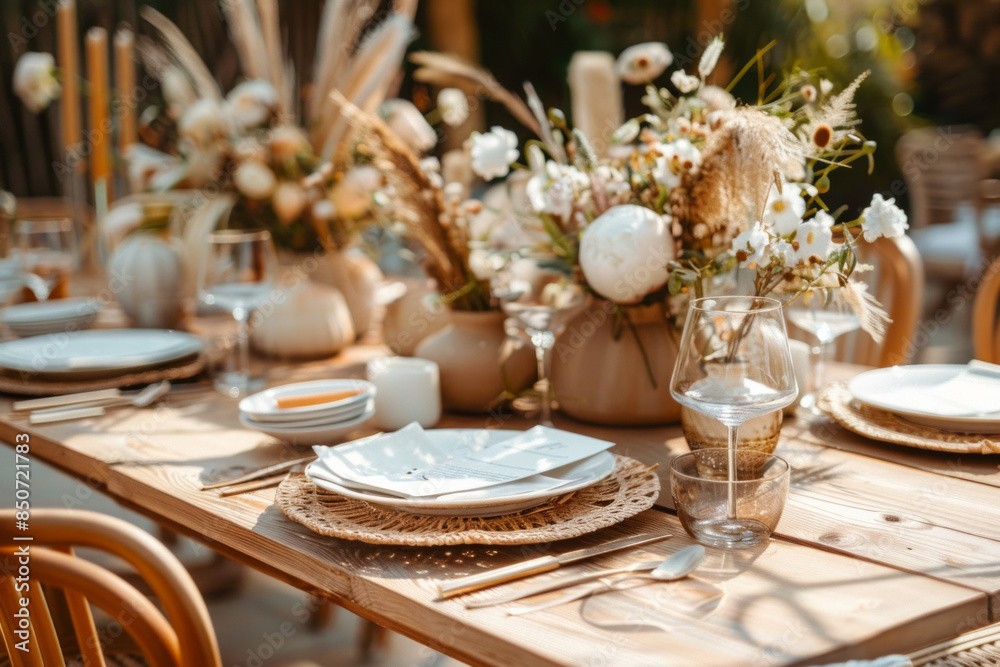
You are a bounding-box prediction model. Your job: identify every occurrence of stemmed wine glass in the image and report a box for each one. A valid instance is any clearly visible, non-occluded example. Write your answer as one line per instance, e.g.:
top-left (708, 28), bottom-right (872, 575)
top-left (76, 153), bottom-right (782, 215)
top-left (13, 218), bottom-right (76, 301)
top-left (198, 229), bottom-right (278, 397)
top-left (785, 289), bottom-right (860, 411)
top-left (670, 296), bottom-right (797, 548)
top-left (491, 253), bottom-right (587, 426)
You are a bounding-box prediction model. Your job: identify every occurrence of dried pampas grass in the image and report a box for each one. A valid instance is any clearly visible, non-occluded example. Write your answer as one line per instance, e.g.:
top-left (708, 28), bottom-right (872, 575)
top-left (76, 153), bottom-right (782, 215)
top-left (670, 107), bottom-right (805, 257)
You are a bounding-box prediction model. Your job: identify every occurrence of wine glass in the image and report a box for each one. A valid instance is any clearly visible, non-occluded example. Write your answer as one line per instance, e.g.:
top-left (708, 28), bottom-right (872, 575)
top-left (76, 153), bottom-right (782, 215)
top-left (491, 253), bottom-right (587, 426)
top-left (669, 296), bottom-right (797, 548)
top-left (785, 289), bottom-right (860, 411)
top-left (197, 229), bottom-right (278, 397)
top-left (13, 218), bottom-right (76, 301)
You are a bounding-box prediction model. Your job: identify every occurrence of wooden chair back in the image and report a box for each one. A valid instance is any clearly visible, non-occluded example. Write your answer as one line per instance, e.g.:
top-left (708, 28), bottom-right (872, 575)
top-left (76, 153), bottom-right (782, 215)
top-left (0, 509), bottom-right (221, 667)
top-left (895, 126), bottom-right (987, 231)
top-left (973, 253), bottom-right (1000, 363)
top-left (837, 234), bottom-right (925, 367)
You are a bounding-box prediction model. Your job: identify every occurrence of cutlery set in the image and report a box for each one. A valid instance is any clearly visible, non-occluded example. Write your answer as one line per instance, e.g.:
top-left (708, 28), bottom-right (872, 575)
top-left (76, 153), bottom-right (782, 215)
top-left (437, 535), bottom-right (707, 614)
top-left (13, 379), bottom-right (172, 424)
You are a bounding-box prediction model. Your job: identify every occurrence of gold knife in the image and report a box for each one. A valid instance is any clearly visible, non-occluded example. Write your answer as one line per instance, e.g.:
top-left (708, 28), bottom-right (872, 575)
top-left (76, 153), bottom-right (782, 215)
top-left (436, 533), bottom-right (671, 599)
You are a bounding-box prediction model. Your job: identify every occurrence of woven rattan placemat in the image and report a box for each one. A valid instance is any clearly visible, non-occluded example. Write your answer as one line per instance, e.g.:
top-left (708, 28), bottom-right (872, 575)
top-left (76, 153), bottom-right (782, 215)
top-left (276, 454), bottom-right (660, 546)
top-left (0, 356), bottom-right (205, 396)
top-left (817, 383), bottom-right (1000, 455)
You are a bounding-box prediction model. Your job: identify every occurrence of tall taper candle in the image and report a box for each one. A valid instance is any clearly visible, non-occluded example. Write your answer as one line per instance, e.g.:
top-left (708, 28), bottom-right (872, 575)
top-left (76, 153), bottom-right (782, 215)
top-left (56, 0), bottom-right (82, 173)
top-left (567, 52), bottom-right (623, 159)
top-left (114, 29), bottom-right (136, 159)
top-left (86, 27), bottom-right (112, 202)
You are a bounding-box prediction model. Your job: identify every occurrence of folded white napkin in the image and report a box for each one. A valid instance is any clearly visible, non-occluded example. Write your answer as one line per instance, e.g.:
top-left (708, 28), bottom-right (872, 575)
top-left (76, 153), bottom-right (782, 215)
top-left (887, 363), bottom-right (1000, 417)
top-left (312, 424), bottom-right (614, 498)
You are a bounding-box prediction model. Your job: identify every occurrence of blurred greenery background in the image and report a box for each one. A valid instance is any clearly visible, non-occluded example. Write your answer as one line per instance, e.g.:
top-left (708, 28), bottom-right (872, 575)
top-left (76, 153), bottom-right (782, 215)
top-left (1, 0), bottom-right (995, 214)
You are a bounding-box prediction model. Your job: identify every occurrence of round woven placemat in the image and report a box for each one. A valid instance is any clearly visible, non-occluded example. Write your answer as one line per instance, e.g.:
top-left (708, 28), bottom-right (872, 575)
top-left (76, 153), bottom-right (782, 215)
top-left (0, 357), bottom-right (205, 396)
top-left (276, 454), bottom-right (660, 546)
top-left (817, 383), bottom-right (1000, 455)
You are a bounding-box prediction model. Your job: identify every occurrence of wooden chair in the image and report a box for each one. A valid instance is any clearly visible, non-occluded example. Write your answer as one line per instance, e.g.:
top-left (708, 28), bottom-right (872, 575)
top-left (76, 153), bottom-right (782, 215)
top-left (895, 126), bottom-right (1000, 290)
top-left (0, 508), bottom-right (221, 667)
top-left (849, 234), bottom-right (926, 367)
top-left (972, 253), bottom-right (1000, 363)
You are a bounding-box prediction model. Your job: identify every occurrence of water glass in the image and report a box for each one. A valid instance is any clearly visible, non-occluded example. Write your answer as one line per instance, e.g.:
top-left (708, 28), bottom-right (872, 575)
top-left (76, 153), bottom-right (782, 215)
top-left (670, 449), bottom-right (790, 548)
top-left (13, 218), bottom-right (76, 301)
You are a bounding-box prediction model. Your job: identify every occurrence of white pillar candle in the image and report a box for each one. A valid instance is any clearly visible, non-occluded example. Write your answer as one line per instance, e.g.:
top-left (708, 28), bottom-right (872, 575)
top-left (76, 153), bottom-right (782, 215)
top-left (568, 52), bottom-right (623, 158)
top-left (367, 357), bottom-right (442, 430)
top-left (785, 339), bottom-right (812, 416)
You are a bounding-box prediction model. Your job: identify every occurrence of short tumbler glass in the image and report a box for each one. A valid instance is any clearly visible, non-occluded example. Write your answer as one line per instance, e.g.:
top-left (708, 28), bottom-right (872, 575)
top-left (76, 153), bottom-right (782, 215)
top-left (670, 448), bottom-right (790, 548)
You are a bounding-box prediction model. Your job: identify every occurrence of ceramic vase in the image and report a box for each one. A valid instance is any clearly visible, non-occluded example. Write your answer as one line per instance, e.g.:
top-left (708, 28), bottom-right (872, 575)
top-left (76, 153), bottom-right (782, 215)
top-left (381, 277), bottom-right (450, 356)
top-left (550, 300), bottom-right (682, 425)
top-left (414, 309), bottom-right (535, 414)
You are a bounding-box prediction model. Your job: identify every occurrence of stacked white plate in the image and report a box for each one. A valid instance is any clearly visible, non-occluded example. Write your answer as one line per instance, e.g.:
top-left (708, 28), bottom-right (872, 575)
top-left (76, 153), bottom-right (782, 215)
top-left (847, 362), bottom-right (1000, 434)
top-left (306, 426), bottom-right (617, 517)
top-left (0, 329), bottom-right (202, 380)
top-left (0, 298), bottom-right (102, 337)
top-left (238, 379), bottom-right (376, 446)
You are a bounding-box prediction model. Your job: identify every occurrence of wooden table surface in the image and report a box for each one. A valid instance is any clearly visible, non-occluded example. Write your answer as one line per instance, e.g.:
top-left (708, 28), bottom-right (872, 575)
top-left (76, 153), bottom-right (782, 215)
top-left (2, 343), bottom-right (999, 667)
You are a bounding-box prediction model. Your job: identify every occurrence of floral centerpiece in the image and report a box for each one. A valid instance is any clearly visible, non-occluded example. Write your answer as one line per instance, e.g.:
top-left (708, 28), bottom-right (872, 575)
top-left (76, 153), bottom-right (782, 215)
top-left (369, 37), bottom-right (908, 422)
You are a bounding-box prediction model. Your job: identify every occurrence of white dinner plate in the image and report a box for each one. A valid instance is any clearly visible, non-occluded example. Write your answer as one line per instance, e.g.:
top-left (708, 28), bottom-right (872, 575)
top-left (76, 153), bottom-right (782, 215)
top-left (848, 364), bottom-right (1000, 434)
top-left (305, 429), bottom-right (617, 516)
top-left (0, 329), bottom-right (203, 378)
top-left (239, 379), bottom-right (374, 423)
top-left (239, 401), bottom-right (375, 446)
top-left (1, 298), bottom-right (102, 337)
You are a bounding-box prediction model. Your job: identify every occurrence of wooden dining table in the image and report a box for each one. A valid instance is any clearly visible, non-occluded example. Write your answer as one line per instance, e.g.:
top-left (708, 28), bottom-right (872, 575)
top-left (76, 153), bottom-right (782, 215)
top-left (2, 339), bottom-right (999, 667)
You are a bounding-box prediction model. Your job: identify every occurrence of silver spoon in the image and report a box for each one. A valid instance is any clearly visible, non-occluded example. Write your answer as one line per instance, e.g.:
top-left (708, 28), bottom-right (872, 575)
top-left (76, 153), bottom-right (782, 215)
top-left (505, 545), bottom-right (706, 616)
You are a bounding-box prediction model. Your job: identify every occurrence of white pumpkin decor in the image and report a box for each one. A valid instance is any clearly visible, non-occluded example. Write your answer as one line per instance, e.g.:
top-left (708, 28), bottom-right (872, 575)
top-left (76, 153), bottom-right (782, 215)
top-left (108, 233), bottom-right (188, 328)
top-left (251, 280), bottom-right (355, 359)
top-left (578, 204), bottom-right (675, 304)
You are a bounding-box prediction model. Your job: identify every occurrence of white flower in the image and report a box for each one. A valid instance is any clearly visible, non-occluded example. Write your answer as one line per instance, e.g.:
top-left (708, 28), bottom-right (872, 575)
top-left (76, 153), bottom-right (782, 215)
top-left (698, 36), bottom-right (725, 79)
top-left (178, 99), bottom-right (229, 148)
top-left (812, 209), bottom-right (835, 228)
top-left (795, 220), bottom-right (835, 262)
top-left (467, 248), bottom-right (494, 281)
top-left (731, 223), bottom-right (770, 268)
top-left (579, 205), bottom-right (675, 304)
top-left (233, 160), bottom-right (277, 200)
top-left (652, 139), bottom-right (701, 190)
top-left (161, 66), bottom-right (197, 118)
top-left (470, 126), bottom-right (519, 181)
top-left (670, 70), bottom-right (700, 94)
top-left (13, 52), bottom-right (60, 112)
top-left (820, 78), bottom-right (834, 96)
top-left (381, 99), bottom-right (437, 153)
top-left (616, 42), bottom-right (673, 85)
top-left (526, 162), bottom-right (587, 221)
top-left (762, 185), bottom-right (806, 236)
top-left (225, 80), bottom-right (278, 132)
top-left (437, 88), bottom-right (469, 127)
top-left (769, 238), bottom-right (797, 266)
top-left (860, 194), bottom-right (908, 242)
top-left (269, 125), bottom-right (310, 161)
top-left (330, 165), bottom-right (383, 218)
top-left (272, 181), bottom-right (308, 224)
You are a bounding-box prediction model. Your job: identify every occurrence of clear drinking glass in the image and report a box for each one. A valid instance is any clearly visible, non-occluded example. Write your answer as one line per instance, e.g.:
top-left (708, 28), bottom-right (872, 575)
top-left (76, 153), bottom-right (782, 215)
top-left (197, 229), bottom-right (278, 397)
top-left (785, 289), bottom-right (860, 411)
top-left (669, 296), bottom-right (797, 548)
top-left (13, 218), bottom-right (76, 301)
top-left (670, 449), bottom-right (790, 547)
top-left (491, 253), bottom-right (587, 426)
